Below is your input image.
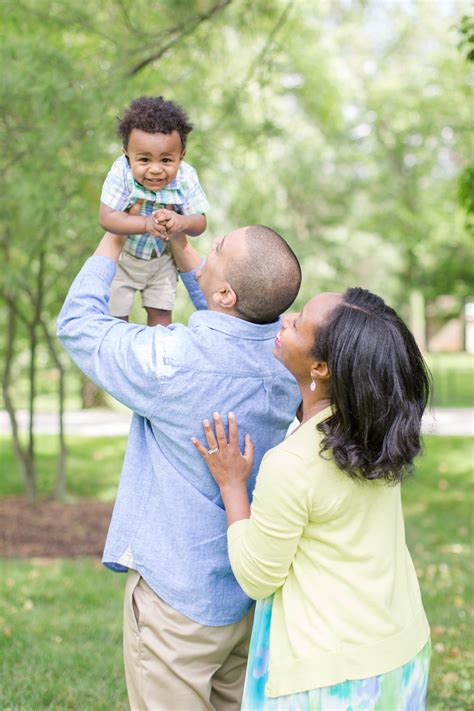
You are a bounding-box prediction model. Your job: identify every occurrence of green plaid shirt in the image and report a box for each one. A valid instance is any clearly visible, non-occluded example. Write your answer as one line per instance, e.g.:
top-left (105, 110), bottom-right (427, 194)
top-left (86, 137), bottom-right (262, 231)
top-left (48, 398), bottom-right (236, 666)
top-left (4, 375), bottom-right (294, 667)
top-left (101, 156), bottom-right (209, 259)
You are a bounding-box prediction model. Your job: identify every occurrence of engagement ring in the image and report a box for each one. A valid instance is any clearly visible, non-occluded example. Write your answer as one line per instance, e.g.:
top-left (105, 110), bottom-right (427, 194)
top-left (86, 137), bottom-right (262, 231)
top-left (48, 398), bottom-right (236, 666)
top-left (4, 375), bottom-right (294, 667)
top-left (208, 448), bottom-right (219, 455)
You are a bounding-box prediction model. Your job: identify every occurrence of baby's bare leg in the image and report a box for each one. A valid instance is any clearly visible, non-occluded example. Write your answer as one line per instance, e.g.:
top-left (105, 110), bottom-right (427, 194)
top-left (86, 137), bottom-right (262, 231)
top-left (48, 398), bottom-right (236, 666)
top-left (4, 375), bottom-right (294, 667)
top-left (145, 307), bottom-right (172, 327)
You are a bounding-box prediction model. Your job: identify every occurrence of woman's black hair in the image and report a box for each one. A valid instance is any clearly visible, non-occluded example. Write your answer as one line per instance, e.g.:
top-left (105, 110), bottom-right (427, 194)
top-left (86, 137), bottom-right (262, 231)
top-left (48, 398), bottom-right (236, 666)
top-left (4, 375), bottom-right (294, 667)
top-left (312, 287), bottom-right (431, 483)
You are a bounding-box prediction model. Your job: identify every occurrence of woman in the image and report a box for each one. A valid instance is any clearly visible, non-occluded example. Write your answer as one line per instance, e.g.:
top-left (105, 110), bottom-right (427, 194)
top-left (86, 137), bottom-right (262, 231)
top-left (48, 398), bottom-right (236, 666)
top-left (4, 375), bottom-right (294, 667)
top-left (192, 287), bottom-right (431, 710)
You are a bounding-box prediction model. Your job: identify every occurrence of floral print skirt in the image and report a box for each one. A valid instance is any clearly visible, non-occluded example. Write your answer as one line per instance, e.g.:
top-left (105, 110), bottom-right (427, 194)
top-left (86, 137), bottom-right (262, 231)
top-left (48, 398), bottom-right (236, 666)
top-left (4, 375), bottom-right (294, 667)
top-left (242, 596), bottom-right (431, 711)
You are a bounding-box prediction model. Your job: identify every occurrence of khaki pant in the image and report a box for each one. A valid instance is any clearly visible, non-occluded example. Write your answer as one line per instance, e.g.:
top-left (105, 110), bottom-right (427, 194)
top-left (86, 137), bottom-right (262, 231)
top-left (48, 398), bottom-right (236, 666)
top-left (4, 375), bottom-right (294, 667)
top-left (123, 570), bottom-right (254, 711)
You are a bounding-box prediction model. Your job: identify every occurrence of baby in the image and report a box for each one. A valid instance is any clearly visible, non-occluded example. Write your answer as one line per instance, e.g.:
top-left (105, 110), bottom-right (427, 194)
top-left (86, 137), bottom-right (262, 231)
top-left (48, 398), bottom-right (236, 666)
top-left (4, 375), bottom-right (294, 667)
top-left (100, 96), bottom-right (209, 326)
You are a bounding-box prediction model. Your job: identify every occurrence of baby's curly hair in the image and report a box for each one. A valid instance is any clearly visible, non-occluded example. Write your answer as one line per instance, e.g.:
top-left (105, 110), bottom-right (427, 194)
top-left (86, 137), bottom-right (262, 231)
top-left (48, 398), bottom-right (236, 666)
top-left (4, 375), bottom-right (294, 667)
top-left (117, 96), bottom-right (193, 150)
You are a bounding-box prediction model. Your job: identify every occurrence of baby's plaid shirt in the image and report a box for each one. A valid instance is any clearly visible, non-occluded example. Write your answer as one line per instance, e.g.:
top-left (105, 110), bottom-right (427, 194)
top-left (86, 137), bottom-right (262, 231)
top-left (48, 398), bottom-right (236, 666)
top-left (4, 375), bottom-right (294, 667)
top-left (100, 155), bottom-right (209, 259)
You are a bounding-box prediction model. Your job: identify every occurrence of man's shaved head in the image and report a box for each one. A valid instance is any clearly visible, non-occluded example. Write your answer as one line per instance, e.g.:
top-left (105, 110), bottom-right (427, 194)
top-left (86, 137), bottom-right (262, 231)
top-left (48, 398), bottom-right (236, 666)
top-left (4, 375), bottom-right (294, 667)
top-left (225, 225), bottom-right (301, 324)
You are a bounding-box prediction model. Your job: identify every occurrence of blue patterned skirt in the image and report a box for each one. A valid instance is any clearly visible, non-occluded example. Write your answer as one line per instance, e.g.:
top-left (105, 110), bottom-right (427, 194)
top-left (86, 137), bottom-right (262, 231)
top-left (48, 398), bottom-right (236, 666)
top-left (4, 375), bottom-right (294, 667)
top-left (242, 596), bottom-right (431, 710)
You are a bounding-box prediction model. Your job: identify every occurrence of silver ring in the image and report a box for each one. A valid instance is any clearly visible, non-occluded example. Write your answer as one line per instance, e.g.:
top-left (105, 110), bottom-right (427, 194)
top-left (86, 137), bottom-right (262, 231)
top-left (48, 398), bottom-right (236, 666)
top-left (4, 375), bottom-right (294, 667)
top-left (208, 447), bottom-right (219, 455)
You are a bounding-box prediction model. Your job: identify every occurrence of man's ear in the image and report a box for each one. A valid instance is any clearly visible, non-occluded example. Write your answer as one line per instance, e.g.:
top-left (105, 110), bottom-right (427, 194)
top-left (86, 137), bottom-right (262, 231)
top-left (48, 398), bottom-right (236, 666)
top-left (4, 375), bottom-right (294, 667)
top-left (123, 148), bottom-right (130, 164)
top-left (310, 362), bottom-right (330, 383)
top-left (212, 284), bottom-right (237, 310)
top-left (180, 148), bottom-right (186, 160)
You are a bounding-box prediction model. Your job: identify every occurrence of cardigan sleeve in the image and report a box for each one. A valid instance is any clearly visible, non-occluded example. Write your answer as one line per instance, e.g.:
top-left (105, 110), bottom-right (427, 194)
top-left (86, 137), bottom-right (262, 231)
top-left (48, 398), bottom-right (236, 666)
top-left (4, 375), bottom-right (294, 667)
top-left (227, 448), bottom-right (312, 600)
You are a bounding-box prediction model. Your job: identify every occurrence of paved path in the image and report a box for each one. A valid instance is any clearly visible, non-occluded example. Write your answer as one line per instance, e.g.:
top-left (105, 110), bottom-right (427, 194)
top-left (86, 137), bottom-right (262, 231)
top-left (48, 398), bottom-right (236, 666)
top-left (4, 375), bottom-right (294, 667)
top-left (1, 408), bottom-right (473, 437)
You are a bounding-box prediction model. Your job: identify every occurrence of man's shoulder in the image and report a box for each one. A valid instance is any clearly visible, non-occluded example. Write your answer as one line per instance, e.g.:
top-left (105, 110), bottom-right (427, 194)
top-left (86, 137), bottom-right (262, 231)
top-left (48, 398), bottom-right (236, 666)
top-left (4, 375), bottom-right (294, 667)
top-left (162, 314), bottom-right (279, 371)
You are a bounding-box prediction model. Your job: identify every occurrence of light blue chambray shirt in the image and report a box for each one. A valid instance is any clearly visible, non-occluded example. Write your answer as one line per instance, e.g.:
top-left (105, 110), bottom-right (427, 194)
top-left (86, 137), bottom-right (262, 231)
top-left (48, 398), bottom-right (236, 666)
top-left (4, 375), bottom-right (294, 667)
top-left (57, 256), bottom-right (300, 625)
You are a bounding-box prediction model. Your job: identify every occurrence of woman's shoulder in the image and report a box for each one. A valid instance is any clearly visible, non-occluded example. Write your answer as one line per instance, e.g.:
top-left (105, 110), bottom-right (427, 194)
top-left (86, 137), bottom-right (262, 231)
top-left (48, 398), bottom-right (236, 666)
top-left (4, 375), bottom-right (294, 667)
top-left (260, 417), bottom-right (337, 486)
top-left (279, 413), bottom-right (333, 466)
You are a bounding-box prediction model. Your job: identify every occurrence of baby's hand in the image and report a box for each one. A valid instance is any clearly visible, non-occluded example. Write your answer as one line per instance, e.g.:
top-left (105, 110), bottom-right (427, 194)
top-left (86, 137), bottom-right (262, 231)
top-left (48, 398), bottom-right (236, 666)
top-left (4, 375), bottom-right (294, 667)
top-left (156, 208), bottom-right (187, 236)
top-left (144, 213), bottom-right (167, 238)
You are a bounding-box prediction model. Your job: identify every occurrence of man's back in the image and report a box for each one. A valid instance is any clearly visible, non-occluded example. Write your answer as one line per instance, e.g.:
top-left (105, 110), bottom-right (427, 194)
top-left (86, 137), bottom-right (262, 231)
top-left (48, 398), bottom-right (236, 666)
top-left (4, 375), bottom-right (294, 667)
top-left (57, 256), bottom-right (300, 625)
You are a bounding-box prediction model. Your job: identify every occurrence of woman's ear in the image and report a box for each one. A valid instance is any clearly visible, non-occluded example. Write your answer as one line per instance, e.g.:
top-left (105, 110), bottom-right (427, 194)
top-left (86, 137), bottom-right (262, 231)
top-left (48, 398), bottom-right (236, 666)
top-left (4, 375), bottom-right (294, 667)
top-left (311, 362), bottom-right (330, 383)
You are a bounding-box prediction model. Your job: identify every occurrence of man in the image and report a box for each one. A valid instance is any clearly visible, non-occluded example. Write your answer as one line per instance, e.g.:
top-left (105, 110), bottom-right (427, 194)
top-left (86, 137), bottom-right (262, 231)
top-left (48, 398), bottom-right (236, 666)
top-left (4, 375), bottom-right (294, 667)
top-left (57, 226), bottom-right (301, 710)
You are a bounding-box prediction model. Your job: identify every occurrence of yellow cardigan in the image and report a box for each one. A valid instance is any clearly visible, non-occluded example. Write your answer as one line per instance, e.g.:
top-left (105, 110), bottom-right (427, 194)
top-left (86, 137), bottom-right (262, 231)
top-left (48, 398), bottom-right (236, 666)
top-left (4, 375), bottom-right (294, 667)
top-left (227, 406), bottom-right (430, 697)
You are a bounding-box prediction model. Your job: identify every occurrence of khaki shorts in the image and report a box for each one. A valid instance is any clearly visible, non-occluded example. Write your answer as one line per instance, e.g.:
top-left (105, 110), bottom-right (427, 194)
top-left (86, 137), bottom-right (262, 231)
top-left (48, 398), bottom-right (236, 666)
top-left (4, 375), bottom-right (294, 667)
top-left (109, 250), bottom-right (178, 316)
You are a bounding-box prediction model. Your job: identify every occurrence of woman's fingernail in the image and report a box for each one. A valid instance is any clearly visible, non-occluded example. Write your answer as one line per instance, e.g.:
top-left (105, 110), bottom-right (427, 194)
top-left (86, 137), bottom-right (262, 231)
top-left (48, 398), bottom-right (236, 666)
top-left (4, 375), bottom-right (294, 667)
top-left (228, 411), bottom-right (235, 418)
top-left (213, 412), bottom-right (219, 419)
top-left (203, 420), bottom-right (209, 427)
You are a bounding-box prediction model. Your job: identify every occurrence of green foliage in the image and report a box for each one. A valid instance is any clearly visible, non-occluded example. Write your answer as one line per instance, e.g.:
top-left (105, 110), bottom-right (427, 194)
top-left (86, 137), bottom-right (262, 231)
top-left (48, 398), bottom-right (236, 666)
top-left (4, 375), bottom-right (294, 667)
top-left (0, 435), bottom-right (472, 708)
top-left (0, 0), bottom-right (470, 316)
top-left (1, 0), bottom-right (472, 497)
top-left (459, 165), bottom-right (474, 215)
top-left (427, 352), bottom-right (474, 408)
top-left (458, 12), bottom-right (474, 63)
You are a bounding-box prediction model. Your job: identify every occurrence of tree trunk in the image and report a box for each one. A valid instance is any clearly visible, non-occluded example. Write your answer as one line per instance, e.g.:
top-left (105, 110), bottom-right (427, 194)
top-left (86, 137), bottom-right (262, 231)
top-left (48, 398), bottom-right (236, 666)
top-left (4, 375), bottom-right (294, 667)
top-left (40, 319), bottom-right (68, 500)
top-left (81, 376), bottom-right (108, 408)
top-left (2, 303), bottom-right (37, 503)
top-left (409, 289), bottom-right (427, 352)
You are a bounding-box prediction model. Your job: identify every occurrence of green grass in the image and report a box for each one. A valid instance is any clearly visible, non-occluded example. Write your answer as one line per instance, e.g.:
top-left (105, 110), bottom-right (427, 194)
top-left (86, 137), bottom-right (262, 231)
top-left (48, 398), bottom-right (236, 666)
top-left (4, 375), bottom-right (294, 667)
top-left (403, 436), bottom-right (474, 709)
top-left (0, 435), bottom-right (472, 709)
top-left (0, 558), bottom-right (127, 710)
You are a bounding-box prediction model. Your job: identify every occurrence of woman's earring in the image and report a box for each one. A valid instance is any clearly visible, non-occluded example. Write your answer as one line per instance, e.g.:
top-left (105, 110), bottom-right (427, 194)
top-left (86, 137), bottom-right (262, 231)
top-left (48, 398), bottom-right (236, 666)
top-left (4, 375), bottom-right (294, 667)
top-left (310, 379), bottom-right (316, 392)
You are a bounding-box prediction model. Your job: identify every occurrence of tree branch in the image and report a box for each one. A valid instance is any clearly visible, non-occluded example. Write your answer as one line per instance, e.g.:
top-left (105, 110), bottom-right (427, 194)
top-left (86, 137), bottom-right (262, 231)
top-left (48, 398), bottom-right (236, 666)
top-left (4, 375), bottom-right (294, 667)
top-left (213, 0), bottom-right (295, 129)
top-left (126, 0), bottom-right (232, 76)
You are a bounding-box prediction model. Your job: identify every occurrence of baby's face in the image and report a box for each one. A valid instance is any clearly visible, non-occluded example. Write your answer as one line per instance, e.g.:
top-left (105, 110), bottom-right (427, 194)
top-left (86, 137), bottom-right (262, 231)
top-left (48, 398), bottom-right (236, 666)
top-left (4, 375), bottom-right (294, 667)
top-left (124, 129), bottom-right (185, 190)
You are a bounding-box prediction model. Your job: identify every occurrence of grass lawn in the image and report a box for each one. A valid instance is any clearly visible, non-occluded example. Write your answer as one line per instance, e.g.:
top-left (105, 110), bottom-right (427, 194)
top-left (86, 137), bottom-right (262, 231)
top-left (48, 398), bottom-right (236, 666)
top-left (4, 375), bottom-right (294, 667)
top-left (0, 558), bottom-right (127, 710)
top-left (0, 435), bottom-right (473, 709)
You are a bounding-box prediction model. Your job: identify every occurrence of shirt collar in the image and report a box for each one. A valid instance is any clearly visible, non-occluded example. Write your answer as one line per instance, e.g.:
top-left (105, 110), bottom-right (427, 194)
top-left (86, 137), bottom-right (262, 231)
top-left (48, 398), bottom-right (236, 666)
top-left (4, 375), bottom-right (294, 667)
top-left (189, 310), bottom-right (280, 341)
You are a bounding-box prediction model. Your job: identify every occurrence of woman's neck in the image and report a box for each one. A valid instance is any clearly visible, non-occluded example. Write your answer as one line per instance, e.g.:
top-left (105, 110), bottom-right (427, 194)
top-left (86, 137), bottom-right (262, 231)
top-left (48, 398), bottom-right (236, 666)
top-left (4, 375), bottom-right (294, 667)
top-left (297, 388), bottom-right (331, 424)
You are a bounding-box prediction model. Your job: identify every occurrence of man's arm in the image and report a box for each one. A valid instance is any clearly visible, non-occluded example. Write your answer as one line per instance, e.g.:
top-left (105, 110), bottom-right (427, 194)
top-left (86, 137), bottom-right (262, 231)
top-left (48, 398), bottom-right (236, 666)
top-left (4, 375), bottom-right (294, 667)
top-left (170, 234), bottom-right (202, 271)
top-left (170, 235), bottom-right (208, 311)
top-left (94, 232), bottom-right (127, 261)
top-left (57, 234), bottom-right (171, 419)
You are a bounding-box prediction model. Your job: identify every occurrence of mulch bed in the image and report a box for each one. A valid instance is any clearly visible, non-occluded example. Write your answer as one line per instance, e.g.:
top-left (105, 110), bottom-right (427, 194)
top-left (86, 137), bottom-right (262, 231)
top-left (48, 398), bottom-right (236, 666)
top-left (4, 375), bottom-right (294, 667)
top-left (0, 497), bottom-right (114, 557)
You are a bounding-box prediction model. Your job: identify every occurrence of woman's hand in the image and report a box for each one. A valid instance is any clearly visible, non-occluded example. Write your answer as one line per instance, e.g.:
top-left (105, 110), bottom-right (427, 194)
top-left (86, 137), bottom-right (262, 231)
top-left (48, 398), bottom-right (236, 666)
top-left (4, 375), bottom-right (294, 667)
top-left (192, 412), bottom-right (254, 494)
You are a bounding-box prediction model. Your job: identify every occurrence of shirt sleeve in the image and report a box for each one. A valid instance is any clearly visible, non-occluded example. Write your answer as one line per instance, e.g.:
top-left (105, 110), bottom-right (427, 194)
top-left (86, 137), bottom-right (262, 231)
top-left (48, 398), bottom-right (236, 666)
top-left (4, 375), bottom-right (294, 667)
top-left (227, 449), bottom-right (312, 600)
top-left (100, 157), bottom-right (132, 211)
top-left (57, 256), bottom-right (171, 419)
top-left (179, 259), bottom-right (208, 311)
top-left (180, 165), bottom-right (210, 216)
